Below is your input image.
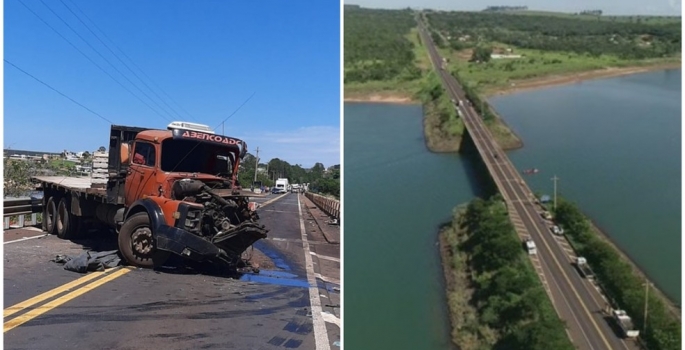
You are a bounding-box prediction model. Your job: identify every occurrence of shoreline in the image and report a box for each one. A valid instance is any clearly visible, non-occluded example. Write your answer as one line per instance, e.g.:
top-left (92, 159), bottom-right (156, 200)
top-left (344, 62), bottom-right (681, 103)
top-left (485, 62), bottom-right (681, 97)
top-left (343, 94), bottom-right (417, 104)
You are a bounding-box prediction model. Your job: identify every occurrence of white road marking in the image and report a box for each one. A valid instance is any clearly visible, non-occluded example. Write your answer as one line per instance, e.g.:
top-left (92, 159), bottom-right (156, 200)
top-left (309, 251), bottom-right (340, 263)
top-left (315, 273), bottom-right (340, 286)
top-left (297, 195), bottom-right (331, 350)
top-left (258, 209), bottom-right (299, 214)
top-left (258, 193), bottom-right (288, 208)
top-left (4, 234), bottom-right (49, 244)
top-left (321, 311), bottom-right (340, 328)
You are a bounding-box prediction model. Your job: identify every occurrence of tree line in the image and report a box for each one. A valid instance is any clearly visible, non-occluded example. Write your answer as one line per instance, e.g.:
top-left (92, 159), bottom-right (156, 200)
top-left (238, 153), bottom-right (339, 198)
top-left (344, 7), bottom-right (421, 83)
top-left (427, 11), bottom-right (680, 59)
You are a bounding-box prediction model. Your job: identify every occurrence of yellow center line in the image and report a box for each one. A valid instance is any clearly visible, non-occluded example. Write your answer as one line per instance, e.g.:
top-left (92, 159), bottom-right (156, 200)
top-left (4, 269), bottom-right (110, 318)
top-left (4, 267), bottom-right (134, 333)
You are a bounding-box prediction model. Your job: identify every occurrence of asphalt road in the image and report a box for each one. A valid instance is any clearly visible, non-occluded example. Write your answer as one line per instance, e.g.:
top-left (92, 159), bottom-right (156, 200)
top-left (417, 19), bottom-right (639, 350)
top-left (4, 192), bottom-right (340, 350)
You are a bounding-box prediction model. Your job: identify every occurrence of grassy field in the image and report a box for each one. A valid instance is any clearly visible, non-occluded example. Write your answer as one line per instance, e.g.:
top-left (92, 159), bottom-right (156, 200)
top-left (48, 159), bottom-right (77, 169)
top-left (439, 45), bottom-right (681, 94)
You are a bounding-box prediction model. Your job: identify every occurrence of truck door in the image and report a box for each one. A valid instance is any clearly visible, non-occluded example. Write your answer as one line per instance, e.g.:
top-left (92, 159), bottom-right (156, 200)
top-left (125, 141), bottom-right (158, 206)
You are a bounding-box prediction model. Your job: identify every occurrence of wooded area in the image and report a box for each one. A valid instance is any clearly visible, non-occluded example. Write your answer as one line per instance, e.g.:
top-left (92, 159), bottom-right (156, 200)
top-left (442, 197), bottom-right (574, 350)
top-left (427, 11), bottom-right (681, 59)
top-left (344, 7), bottom-right (421, 83)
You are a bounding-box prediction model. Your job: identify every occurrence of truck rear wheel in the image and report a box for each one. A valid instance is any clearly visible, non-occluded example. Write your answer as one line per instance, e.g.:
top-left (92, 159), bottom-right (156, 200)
top-left (45, 197), bottom-right (57, 235)
top-left (118, 212), bottom-right (169, 268)
top-left (56, 198), bottom-right (82, 239)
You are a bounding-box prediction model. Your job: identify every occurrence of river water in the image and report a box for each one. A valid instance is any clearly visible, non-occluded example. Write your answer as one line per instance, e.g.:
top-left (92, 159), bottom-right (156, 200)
top-left (343, 69), bottom-right (681, 349)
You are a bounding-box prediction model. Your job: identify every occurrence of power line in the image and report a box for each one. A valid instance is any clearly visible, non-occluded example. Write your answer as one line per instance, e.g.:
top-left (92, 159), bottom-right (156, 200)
top-left (63, 0), bottom-right (198, 122)
top-left (169, 92), bottom-right (257, 175)
top-left (16, 0), bottom-right (170, 123)
top-left (58, 0), bottom-right (194, 122)
top-left (214, 92), bottom-right (256, 130)
top-left (37, 0), bottom-right (176, 122)
top-left (5, 59), bottom-right (113, 124)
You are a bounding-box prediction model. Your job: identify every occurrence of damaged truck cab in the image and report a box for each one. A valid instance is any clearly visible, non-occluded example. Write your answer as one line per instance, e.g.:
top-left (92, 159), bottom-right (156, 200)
top-left (35, 122), bottom-right (269, 269)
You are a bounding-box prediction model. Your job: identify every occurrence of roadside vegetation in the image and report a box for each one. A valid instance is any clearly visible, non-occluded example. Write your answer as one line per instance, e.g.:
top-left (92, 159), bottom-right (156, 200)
top-left (426, 11), bottom-right (681, 94)
top-left (552, 198), bottom-right (681, 350)
top-left (440, 196), bottom-right (573, 350)
top-left (415, 71), bottom-right (462, 152)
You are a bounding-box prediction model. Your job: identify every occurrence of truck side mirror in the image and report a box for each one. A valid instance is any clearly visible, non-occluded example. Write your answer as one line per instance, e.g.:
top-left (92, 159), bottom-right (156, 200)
top-left (239, 141), bottom-right (247, 159)
top-left (120, 143), bottom-right (130, 164)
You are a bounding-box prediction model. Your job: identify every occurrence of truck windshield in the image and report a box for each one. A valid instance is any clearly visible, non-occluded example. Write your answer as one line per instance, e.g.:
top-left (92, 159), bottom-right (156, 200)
top-left (160, 139), bottom-right (237, 174)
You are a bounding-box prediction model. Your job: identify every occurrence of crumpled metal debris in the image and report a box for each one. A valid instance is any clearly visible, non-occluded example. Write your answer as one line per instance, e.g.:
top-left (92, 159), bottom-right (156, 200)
top-left (52, 250), bottom-right (121, 273)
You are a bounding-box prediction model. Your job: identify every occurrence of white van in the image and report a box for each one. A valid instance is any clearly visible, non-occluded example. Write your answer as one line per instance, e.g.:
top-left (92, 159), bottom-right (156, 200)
top-left (524, 238), bottom-right (537, 255)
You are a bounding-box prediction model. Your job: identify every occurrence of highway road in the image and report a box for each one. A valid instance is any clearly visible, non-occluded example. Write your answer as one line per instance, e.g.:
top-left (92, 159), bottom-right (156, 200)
top-left (417, 18), bottom-right (639, 350)
top-left (4, 192), bottom-right (340, 350)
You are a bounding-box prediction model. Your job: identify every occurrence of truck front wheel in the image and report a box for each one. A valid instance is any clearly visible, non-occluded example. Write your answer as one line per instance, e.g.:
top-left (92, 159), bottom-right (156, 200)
top-left (118, 212), bottom-right (169, 268)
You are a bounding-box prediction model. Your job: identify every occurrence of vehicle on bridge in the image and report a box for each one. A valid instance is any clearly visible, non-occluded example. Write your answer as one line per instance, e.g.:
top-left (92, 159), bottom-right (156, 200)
top-left (33, 122), bottom-right (269, 270)
top-left (574, 257), bottom-right (595, 279)
top-left (612, 309), bottom-right (640, 338)
top-left (275, 178), bottom-right (289, 194)
top-left (524, 238), bottom-right (537, 255)
top-left (551, 224), bottom-right (564, 235)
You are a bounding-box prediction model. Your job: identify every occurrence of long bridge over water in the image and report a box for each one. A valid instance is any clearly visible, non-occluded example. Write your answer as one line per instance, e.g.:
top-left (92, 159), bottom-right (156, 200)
top-left (417, 18), bottom-right (638, 350)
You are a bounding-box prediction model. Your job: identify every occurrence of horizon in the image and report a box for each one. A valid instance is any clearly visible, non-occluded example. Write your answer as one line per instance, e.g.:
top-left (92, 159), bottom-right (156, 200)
top-left (345, 1), bottom-right (682, 16)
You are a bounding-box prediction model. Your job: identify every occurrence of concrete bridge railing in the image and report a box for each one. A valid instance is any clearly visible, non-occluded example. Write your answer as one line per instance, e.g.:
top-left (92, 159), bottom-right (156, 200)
top-left (304, 192), bottom-right (340, 221)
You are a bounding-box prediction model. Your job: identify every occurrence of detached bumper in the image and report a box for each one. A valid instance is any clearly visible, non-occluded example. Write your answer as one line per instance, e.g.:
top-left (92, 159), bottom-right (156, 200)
top-left (154, 223), bottom-right (269, 265)
top-left (155, 225), bottom-right (221, 262)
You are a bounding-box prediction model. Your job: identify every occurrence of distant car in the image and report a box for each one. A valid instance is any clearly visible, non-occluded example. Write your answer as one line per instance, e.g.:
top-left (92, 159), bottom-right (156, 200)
top-left (551, 225), bottom-right (564, 235)
top-left (524, 238), bottom-right (537, 255)
top-left (272, 188), bottom-right (285, 194)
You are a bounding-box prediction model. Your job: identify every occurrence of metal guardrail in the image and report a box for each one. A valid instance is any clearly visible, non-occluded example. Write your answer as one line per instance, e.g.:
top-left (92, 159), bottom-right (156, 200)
top-left (3, 197), bottom-right (43, 229)
top-left (305, 192), bottom-right (340, 220)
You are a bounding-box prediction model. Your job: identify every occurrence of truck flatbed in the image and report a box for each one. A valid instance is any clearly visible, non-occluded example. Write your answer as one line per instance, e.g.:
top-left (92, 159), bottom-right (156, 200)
top-left (33, 176), bottom-right (107, 197)
top-left (33, 176), bottom-right (267, 198)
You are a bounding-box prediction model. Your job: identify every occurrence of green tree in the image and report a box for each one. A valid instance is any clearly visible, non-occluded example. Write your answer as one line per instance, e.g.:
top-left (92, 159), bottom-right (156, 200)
top-left (471, 46), bottom-right (493, 62)
top-left (4, 159), bottom-right (34, 197)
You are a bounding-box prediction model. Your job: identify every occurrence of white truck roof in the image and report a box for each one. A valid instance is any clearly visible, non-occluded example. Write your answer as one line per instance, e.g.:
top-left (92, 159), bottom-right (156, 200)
top-left (167, 121), bottom-right (215, 134)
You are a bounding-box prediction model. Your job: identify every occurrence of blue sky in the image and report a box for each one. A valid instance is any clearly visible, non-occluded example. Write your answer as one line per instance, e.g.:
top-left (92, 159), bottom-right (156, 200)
top-left (5, 0), bottom-right (341, 168)
top-left (349, 0), bottom-right (682, 16)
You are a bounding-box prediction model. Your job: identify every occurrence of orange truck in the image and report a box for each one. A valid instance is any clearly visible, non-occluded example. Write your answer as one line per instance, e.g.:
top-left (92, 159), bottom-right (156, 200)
top-left (33, 122), bottom-right (268, 269)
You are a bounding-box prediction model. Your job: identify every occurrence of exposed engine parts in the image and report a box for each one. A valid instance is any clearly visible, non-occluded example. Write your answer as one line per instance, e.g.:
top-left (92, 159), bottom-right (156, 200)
top-left (171, 179), bottom-right (268, 266)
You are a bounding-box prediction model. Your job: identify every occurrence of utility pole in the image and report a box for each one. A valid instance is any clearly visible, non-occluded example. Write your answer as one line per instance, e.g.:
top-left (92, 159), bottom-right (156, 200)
top-left (222, 122), bottom-right (224, 135)
top-left (551, 175), bottom-right (559, 211)
top-left (644, 281), bottom-right (652, 336)
top-left (253, 147), bottom-right (260, 184)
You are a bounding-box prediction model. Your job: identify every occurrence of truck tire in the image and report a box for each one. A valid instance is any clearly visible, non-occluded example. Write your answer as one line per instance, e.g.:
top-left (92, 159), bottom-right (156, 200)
top-left (56, 198), bottom-right (82, 239)
top-left (118, 212), bottom-right (169, 268)
top-left (45, 196), bottom-right (57, 235)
